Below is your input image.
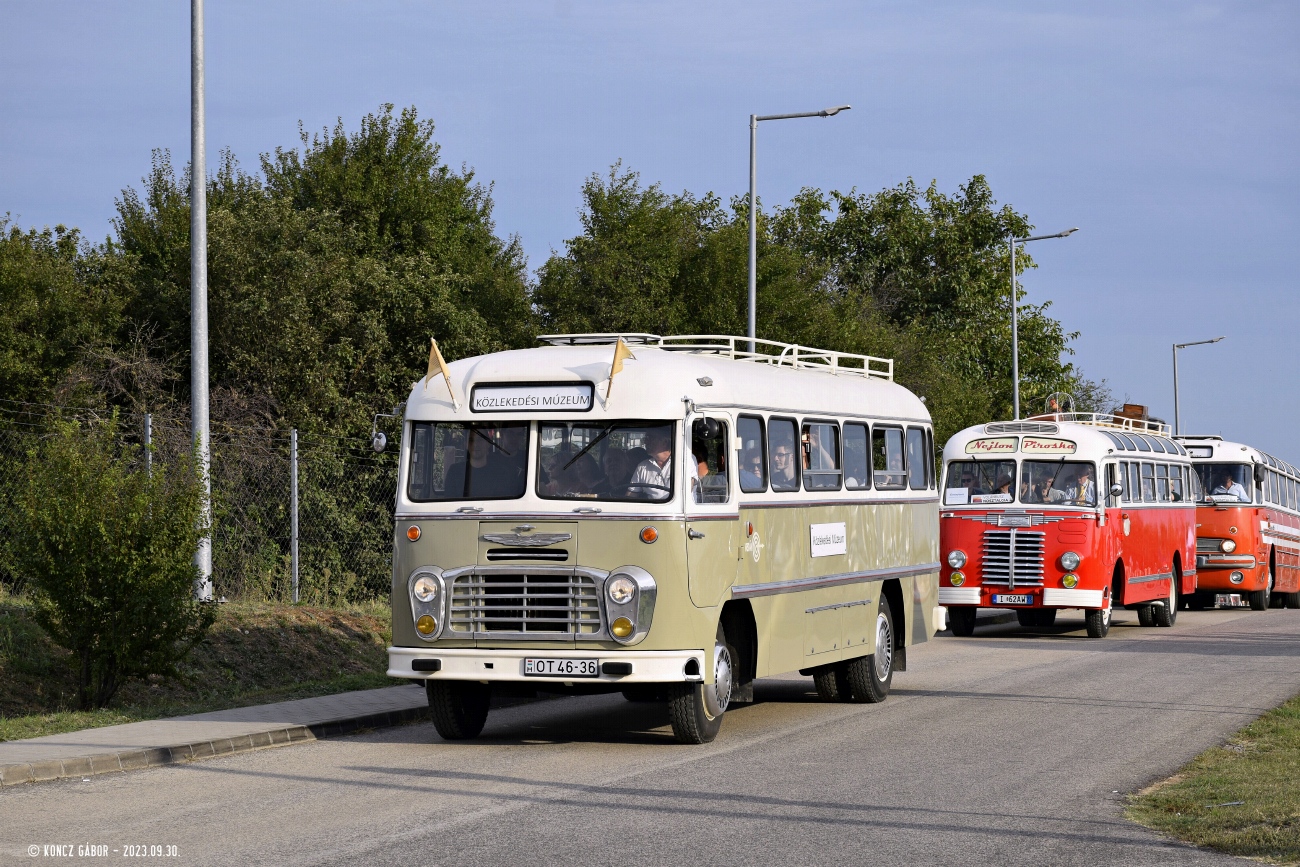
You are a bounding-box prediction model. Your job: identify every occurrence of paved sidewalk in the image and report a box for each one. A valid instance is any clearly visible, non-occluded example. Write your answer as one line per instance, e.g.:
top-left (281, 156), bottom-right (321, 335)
top-left (0, 684), bottom-right (429, 787)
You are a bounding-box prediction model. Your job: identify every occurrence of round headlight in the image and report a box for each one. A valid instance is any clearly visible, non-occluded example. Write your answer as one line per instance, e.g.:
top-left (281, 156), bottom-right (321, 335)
top-left (1059, 551), bottom-right (1081, 572)
top-left (949, 571), bottom-right (965, 587)
top-left (413, 575), bottom-right (438, 602)
top-left (1062, 574), bottom-right (1079, 589)
top-left (947, 550), bottom-right (968, 569)
top-left (608, 576), bottom-right (636, 605)
top-left (1220, 539), bottom-right (1236, 553)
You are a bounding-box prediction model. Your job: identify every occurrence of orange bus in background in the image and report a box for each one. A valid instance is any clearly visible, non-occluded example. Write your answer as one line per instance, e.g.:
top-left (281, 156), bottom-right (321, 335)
top-left (1175, 436), bottom-right (1300, 610)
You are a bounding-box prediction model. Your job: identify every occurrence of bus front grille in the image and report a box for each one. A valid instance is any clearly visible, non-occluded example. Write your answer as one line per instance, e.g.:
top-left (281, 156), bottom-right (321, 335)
top-left (449, 572), bottom-right (603, 637)
top-left (981, 529), bottom-right (1045, 588)
top-left (1196, 538), bottom-right (1225, 553)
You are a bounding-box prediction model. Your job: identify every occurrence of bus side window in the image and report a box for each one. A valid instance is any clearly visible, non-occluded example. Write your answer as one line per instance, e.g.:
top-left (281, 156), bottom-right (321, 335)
top-left (1140, 462), bottom-right (1156, 502)
top-left (737, 415), bottom-right (767, 493)
top-left (873, 427), bottom-right (907, 490)
top-left (1118, 461), bottom-right (1130, 503)
top-left (844, 423), bottom-right (870, 491)
top-left (768, 418), bottom-right (800, 493)
top-left (691, 418), bottom-right (730, 504)
top-left (1189, 466), bottom-right (1203, 501)
top-left (1170, 466), bottom-right (1185, 502)
top-left (802, 421), bottom-right (842, 491)
top-left (906, 427), bottom-right (927, 490)
top-left (1128, 462), bottom-right (1141, 504)
top-left (926, 428), bottom-right (936, 489)
top-left (1155, 464), bottom-right (1169, 502)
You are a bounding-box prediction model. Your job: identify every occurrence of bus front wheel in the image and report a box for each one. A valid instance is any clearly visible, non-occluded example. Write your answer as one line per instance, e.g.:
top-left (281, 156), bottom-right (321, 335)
top-left (844, 599), bottom-right (895, 703)
top-left (1085, 596), bottom-right (1112, 638)
top-left (1249, 572), bottom-right (1273, 611)
top-left (948, 607), bottom-right (977, 637)
top-left (427, 681), bottom-right (491, 741)
top-left (668, 626), bottom-right (733, 744)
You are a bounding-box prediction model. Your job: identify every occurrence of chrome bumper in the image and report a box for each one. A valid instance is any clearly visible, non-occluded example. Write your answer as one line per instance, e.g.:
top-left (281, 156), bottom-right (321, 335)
top-left (387, 646), bottom-right (706, 684)
top-left (1197, 554), bottom-right (1258, 571)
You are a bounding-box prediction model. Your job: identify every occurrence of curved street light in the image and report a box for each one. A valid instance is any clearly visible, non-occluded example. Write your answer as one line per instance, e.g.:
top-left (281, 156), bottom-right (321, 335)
top-left (1173, 336), bottom-right (1225, 435)
top-left (1009, 227), bottom-right (1078, 419)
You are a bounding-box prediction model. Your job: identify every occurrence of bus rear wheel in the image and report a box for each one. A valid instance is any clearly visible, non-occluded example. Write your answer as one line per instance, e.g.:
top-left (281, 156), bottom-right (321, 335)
top-left (667, 626), bottom-right (733, 744)
top-left (1137, 605), bottom-right (1156, 627)
top-left (427, 681), bottom-right (491, 741)
top-left (844, 600), bottom-right (895, 703)
top-left (1249, 572), bottom-right (1273, 611)
top-left (813, 666), bottom-right (851, 702)
top-left (1085, 597), bottom-right (1112, 638)
top-left (1154, 573), bottom-right (1178, 627)
top-left (948, 607), bottom-right (977, 637)
top-left (1285, 592), bottom-right (1300, 609)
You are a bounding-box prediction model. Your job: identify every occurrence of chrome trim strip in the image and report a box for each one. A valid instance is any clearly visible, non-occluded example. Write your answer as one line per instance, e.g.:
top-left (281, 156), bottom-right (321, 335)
top-left (480, 532), bottom-right (572, 547)
top-left (1127, 570), bottom-right (1173, 584)
top-left (805, 598), bottom-right (872, 614)
top-left (732, 562), bottom-right (940, 600)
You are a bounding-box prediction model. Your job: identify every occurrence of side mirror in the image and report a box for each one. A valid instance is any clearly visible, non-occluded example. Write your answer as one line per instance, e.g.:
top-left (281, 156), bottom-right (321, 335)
top-left (1110, 483), bottom-right (1123, 498)
top-left (1254, 463), bottom-right (1267, 484)
top-left (371, 431), bottom-right (388, 453)
top-left (693, 417), bottom-right (720, 439)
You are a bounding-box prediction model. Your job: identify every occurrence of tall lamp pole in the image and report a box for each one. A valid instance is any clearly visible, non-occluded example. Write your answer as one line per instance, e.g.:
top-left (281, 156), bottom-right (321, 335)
top-left (1172, 336), bottom-right (1224, 435)
top-left (191, 0), bottom-right (213, 600)
top-left (748, 104), bottom-right (850, 352)
top-left (1009, 227), bottom-right (1078, 419)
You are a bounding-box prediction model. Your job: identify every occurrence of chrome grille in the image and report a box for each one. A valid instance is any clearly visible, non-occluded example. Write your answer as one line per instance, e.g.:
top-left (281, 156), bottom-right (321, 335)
top-left (981, 529), bottom-right (1045, 587)
top-left (449, 571), bottom-right (603, 637)
top-left (1196, 538), bottom-right (1225, 553)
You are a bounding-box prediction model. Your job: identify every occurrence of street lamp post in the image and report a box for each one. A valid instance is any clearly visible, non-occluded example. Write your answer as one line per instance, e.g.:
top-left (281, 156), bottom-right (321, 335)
top-left (191, 0), bottom-right (213, 600)
top-left (1172, 336), bottom-right (1225, 435)
top-left (747, 104), bottom-right (850, 352)
top-left (1009, 227), bottom-right (1078, 419)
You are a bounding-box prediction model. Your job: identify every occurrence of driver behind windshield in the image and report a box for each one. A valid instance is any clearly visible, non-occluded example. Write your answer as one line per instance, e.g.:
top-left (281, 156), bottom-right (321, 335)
top-left (628, 429), bottom-right (673, 499)
top-left (1212, 469), bottom-right (1250, 502)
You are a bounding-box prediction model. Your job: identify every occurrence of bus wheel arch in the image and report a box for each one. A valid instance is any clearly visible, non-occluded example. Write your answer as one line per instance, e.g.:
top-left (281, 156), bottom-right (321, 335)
top-left (881, 579), bottom-right (907, 671)
top-left (719, 600), bottom-right (757, 705)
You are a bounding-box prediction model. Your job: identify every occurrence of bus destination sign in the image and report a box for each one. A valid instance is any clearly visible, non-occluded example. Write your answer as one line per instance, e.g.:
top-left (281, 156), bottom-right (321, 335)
top-left (1021, 437), bottom-right (1077, 455)
top-left (471, 382), bottom-right (594, 412)
top-left (964, 437), bottom-right (1017, 455)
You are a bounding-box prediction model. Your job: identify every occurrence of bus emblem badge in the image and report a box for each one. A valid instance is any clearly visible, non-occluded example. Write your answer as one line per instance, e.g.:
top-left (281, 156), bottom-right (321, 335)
top-left (742, 531), bottom-right (764, 563)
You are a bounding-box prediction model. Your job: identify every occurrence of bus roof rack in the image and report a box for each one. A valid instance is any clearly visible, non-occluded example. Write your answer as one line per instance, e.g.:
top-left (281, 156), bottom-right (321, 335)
top-left (536, 333), bottom-right (894, 381)
top-left (1025, 412), bottom-right (1172, 436)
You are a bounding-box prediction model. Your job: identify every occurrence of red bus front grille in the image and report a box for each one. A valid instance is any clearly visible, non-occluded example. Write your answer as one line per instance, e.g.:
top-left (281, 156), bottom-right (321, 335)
top-left (981, 529), bottom-right (1045, 588)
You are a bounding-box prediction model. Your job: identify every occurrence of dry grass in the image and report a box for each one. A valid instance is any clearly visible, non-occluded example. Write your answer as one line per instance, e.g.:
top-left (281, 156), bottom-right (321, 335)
top-left (1127, 694), bottom-right (1300, 865)
top-left (0, 595), bottom-right (394, 742)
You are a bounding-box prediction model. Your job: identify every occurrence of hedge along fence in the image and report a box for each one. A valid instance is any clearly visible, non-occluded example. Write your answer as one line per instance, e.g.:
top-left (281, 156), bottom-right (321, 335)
top-left (0, 400), bottom-right (399, 604)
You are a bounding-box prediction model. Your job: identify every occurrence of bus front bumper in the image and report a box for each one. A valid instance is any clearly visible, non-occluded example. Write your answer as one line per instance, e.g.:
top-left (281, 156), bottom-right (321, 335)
top-left (387, 646), bottom-right (707, 684)
top-left (939, 586), bottom-right (1106, 608)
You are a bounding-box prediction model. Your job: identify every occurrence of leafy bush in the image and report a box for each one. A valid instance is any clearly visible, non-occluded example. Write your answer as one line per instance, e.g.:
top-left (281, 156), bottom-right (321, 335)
top-left (7, 415), bottom-right (214, 708)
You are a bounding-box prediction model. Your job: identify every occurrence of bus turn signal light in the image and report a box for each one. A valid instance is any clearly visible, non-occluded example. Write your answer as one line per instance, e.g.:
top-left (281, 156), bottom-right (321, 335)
top-left (416, 615), bottom-right (437, 635)
top-left (407, 526), bottom-right (421, 542)
top-left (611, 617), bottom-right (634, 638)
top-left (639, 527), bottom-right (658, 544)
top-left (1062, 574), bottom-right (1079, 588)
top-left (949, 572), bottom-right (965, 586)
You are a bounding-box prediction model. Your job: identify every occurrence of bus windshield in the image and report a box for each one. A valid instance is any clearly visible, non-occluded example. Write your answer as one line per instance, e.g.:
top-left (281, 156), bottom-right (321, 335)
top-left (407, 421), bottom-right (530, 501)
top-left (1195, 463), bottom-right (1252, 503)
top-left (539, 420), bottom-right (676, 502)
top-left (943, 460), bottom-right (1016, 505)
top-left (1020, 461), bottom-right (1097, 507)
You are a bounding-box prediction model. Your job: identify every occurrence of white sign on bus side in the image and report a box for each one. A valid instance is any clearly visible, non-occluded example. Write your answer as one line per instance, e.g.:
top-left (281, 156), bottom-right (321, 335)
top-left (810, 522), bottom-right (847, 557)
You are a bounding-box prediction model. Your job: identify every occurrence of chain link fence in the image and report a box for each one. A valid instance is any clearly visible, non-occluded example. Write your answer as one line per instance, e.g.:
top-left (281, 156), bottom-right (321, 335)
top-left (0, 401), bottom-right (399, 604)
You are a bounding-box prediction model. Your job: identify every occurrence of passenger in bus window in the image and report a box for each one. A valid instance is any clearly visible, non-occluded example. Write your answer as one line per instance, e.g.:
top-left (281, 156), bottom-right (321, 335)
top-left (737, 417), bottom-right (766, 492)
top-left (599, 447), bottom-right (632, 496)
top-left (873, 427), bottom-right (907, 489)
top-left (1212, 469), bottom-right (1249, 502)
top-left (769, 419), bottom-right (799, 492)
top-left (1066, 466), bottom-right (1095, 506)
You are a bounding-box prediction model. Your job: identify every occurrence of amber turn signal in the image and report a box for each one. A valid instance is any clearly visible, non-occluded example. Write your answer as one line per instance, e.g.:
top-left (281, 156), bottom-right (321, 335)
top-left (611, 617), bottom-right (634, 638)
top-left (406, 525), bottom-right (421, 542)
top-left (416, 615), bottom-right (437, 635)
top-left (639, 526), bottom-right (658, 544)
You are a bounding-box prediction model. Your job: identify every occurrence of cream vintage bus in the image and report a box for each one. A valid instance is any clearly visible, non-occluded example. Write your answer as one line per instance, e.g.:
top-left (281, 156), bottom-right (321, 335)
top-left (386, 335), bottom-right (943, 744)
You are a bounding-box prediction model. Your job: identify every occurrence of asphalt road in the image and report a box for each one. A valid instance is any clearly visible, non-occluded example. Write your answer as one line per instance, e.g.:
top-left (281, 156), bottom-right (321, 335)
top-left (5, 607), bottom-right (1299, 866)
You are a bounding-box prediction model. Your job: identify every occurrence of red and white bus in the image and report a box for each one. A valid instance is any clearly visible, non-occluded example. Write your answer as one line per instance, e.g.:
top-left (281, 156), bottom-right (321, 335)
top-left (938, 414), bottom-right (1197, 638)
top-left (1174, 436), bottom-right (1300, 610)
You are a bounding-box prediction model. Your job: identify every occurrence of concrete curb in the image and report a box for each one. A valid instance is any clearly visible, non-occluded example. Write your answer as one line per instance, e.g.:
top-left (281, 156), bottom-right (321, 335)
top-left (0, 704), bottom-right (429, 788)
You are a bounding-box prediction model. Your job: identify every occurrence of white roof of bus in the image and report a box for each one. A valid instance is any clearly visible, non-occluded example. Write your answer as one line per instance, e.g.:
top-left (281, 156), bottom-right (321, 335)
top-left (943, 418), bottom-right (1190, 462)
top-left (1176, 436), bottom-right (1298, 477)
top-left (404, 337), bottom-right (929, 424)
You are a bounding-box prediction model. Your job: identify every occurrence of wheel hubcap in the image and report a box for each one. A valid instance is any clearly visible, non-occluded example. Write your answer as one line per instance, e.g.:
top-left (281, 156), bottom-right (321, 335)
top-left (874, 612), bottom-right (893, 679)
top-left (704, 640), bottom-right (732, 717)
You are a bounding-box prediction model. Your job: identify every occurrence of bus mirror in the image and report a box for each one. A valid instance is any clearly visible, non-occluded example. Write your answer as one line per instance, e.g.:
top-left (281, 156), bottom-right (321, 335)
top-left (371, 431), bottom-right (387, 453)
top-left (1109, 483), bottom-right (1123, 498)
top-left (1254, 463), bottom-right (1267, 484)
top-left (693, 418), bottom-right (720, 440)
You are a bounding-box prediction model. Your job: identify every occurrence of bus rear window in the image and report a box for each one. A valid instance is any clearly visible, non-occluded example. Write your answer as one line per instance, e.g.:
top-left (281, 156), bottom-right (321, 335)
top-left (407, 422), bottom-right (530, 502)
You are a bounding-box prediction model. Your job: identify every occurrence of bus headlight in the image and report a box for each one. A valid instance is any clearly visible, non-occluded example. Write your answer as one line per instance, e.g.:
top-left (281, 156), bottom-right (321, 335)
top-left (1059, 551), bottom-right (1081, 572)
top-left (949, 571), bottom-right (965, 586)
top-left (1220, 539), bottom-right (1236, 553)
top-left (947, 550), bottom-right (968, 569)
top-left (413, 575), bottom-right (439, 602)
top-left (1062, 574), bottom-right (1079, 589)
top-left (607, 576), bottom-right (636, 605)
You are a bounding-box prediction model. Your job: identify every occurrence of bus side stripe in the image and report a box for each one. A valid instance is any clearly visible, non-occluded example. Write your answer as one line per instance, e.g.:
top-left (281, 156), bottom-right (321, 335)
top-left (732, 562), bottom-right (941, 600)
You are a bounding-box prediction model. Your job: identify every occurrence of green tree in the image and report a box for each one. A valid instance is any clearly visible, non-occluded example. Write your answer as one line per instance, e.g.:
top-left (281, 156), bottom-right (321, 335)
top-left (8, 415), bottom-right (214, 709)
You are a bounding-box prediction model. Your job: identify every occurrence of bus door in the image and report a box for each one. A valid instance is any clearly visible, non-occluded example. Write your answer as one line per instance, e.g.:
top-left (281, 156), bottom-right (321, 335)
top-left (685, 414), bottom-right (739, 608)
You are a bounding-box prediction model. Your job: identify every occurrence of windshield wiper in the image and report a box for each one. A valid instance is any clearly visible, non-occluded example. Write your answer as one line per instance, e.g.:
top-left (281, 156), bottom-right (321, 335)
top-left (563, 423), bottom-right (619, 471)
top-left (470, 425), bottom-right (512, 456)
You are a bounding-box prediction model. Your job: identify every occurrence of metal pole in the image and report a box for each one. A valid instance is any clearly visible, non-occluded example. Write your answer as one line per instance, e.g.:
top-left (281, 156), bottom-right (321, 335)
top-left (1010, 236), bottom-right (1019, 420)
top-left (290, 428), bottom-right (299, 604)
top-left (190, 0), bottom-right (212, 600)
top-left (144, 412), bottom-right (153, 478)
top-left (1172, 344), bottom-right (1181, 436)
top-left (747, 114), bottom-right (757, 354)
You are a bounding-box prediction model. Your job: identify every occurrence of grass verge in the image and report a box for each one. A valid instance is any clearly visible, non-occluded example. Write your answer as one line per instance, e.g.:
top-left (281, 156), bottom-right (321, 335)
top-left (1127, 693), bottom-right (1300, 865)
top-left (0, 594), bottom-right (396, 742)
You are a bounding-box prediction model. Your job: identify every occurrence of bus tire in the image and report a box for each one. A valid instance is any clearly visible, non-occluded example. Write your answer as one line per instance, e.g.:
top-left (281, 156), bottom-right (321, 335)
top-left (1249, 572), bottom-right (1273, 611)
top-left (1137, 605), bottom-right (1156, 627)
top-left (667, 626), bottom-right (733, 744)
top-left (1085, 598), bottom-right (1112, 638)
top-left (1015, 610), bottom-right (1037, 629)
top-left (948, 607), bottom-right (977, 637)
top-left (845, 599), bottom-right (895, 704)
top-left (1285, 592), bottom-right (1300, 609)
top-left (813, 666), bottom-right (851, 702)
top-left (1154, 574), bottom-right (1178, 627)
top-left (427, 681), bottom-right (491, 741)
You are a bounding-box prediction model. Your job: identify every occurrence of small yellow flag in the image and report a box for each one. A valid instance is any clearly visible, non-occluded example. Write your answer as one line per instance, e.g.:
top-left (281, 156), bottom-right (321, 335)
top-left (605, 337), bottom-right (636, 399)
top-left (424, 338), bottom-right (460, 410)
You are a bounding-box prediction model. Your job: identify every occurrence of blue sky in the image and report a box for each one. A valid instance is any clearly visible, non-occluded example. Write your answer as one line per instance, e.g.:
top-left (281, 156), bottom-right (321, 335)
top-left (2, 1), bottom-right (1296, 457)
